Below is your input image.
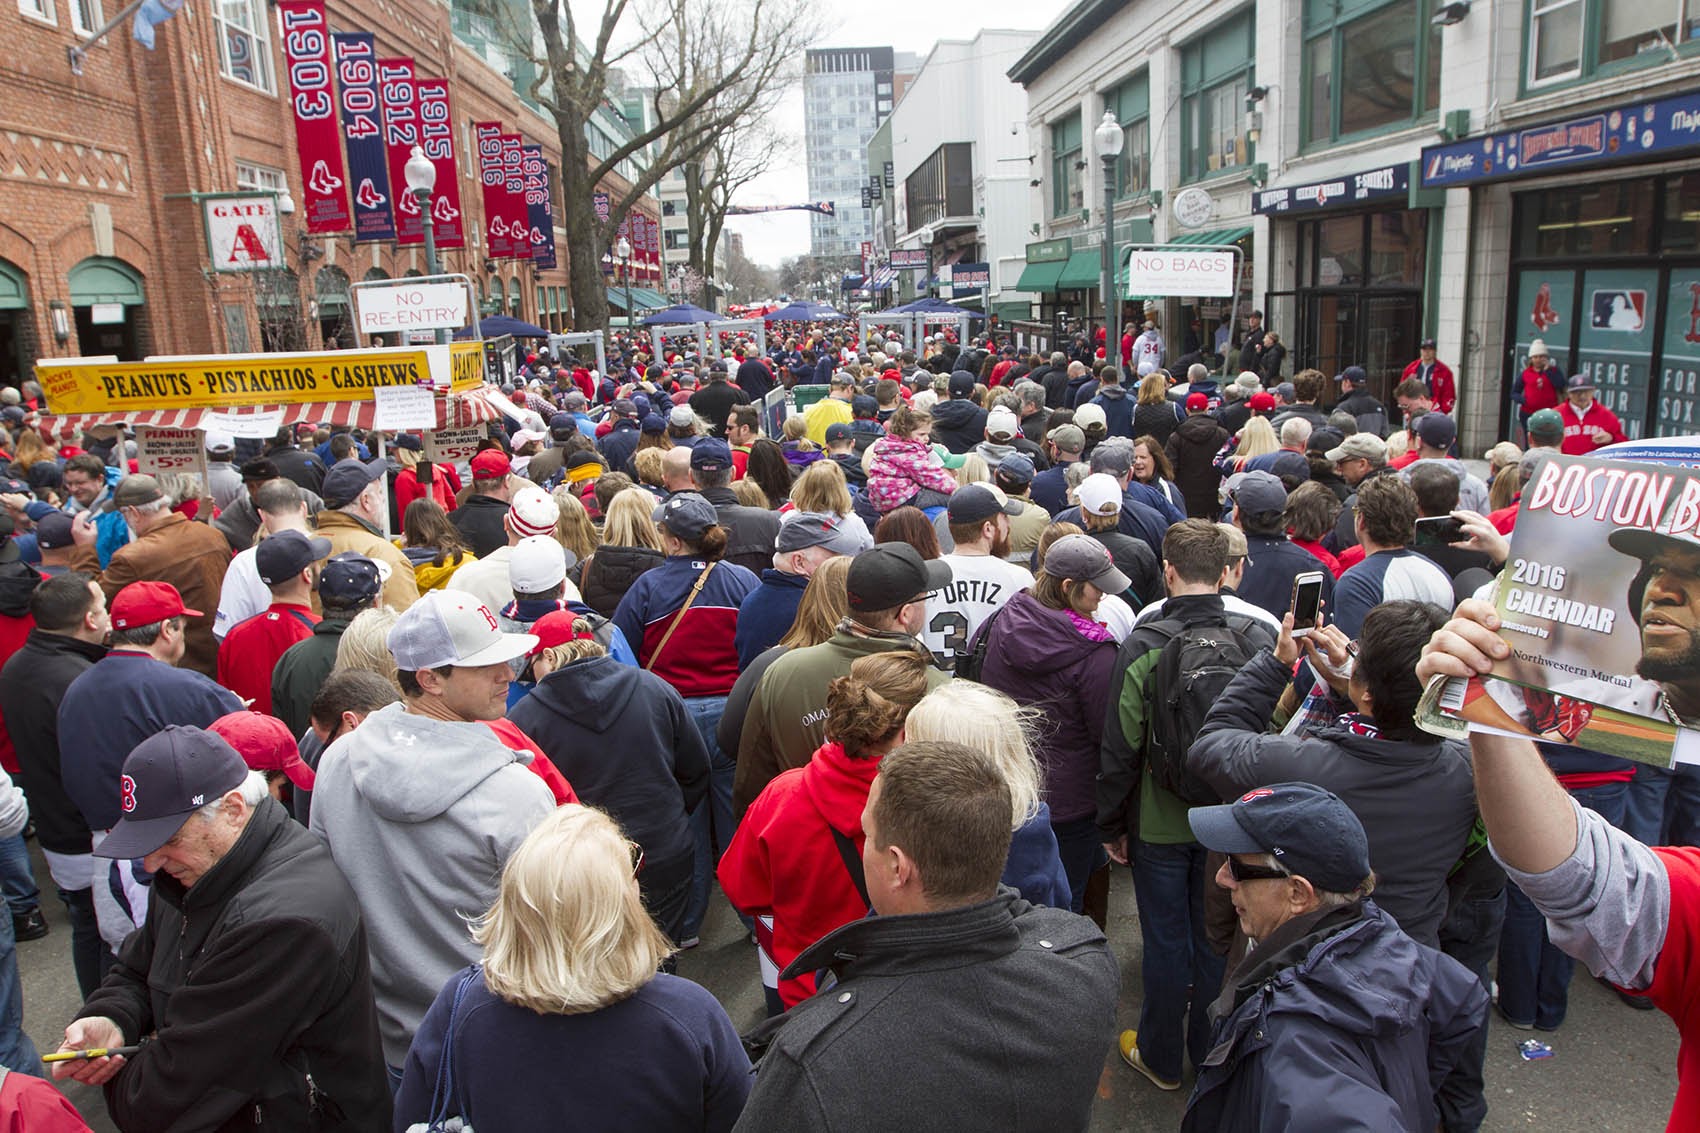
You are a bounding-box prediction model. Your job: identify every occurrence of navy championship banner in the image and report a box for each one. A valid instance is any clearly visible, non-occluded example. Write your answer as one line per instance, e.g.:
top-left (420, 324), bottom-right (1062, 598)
top-left (522, 144), bottom-right (556, 270)
top-left (332, 33), bottom-right (394, 242)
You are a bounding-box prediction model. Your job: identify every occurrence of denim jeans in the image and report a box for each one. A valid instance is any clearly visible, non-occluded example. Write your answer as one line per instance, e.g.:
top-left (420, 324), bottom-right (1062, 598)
top-left (681, 695), bottom-right (739, 941)
top-left (1497, 781), bottom-right (1627, 1029)
top-left (0, 834), bottom-right (38, 918)
top-left (58, 887), bottom-right (104, 1000)
top-left (0, 902), bottom-right (41, 1076)
top-left (1051, 816), bottom-right (1106, 916)
top-left (1437, 887), bottom-right (1506, 1133)
top-left (1131, 839), bottom-right (1224, 1082)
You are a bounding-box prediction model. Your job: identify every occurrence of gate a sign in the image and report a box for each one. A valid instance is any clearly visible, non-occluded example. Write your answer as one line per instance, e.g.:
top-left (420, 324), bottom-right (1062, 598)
top-left (202, 194), bottom-right (283, 273)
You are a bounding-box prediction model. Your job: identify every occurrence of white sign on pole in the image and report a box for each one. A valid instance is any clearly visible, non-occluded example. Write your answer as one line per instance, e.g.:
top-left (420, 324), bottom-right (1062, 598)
top-left (423, 425), bottom-right (486, 463)
top-left (202, 194), bottom-right (283, 273)
top-left (372, 385), bottom-right (436, 430)
top-left (135, 427), bottom-right (209, 479)
top-left (202, 408), bottom-right (285, 439)
top-left (355, 283), bottom-right (468, 334)
top-left (1124, 246), bottom-right (1238, 298)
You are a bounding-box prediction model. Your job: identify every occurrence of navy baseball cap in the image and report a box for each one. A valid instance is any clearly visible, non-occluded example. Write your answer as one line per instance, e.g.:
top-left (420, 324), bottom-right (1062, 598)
top-left (319, 551), bottom-right (382, 607)
top-left (690, 438), bottom-right (733, 473)
top-left (997, 452), bottom-right (1036, 485)
top-left (34, 511), bottom-right (73, 550)
top-left (255, 530), bottom-right (332, 585)
top-left (948, 483), bottom-right (1021, 525)
top-left (824, 422), bottom-right (854, 444)
top-left (851, 394), bottom-right (878, 419)
top-left (96, 726), bottom-right (249, 860)
top-left (652, 491), bottom-right (719, 542)
top-left (1334, 365), bottom-right (1366, 384)
top-left (1189, 782), bottom-right (1372, 894)
top-left (947, 372), bottom-right (976, 398)
top-left (320, 458), bottom-right (387, 508)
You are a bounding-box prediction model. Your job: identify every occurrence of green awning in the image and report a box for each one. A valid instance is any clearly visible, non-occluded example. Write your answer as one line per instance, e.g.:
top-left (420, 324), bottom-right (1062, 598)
top-left (1014, 257), bottom-right (1066, 293)
top-left (1165, 225), bottom-right (1252, 248)
top-left (1056, 248), bottom-right (1107, 290)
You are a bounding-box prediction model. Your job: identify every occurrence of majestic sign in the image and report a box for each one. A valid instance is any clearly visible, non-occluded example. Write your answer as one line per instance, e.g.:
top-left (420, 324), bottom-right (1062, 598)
top-left (377, 58), bottom-right (424, 245)
top-left (1420, 90), bottom-right (1700, 189)
top-left (277, 0), bottom-right (349, 234)
top-left (413, 78), bottom-right (465, 248)
top-left (202, 194), bottom-right (283, 272)
top-left (332, 33), bottom-right (394, 242)
top-left (1123, 246), bottom-right (1237, 297)
top-left (1254, 163), bottom-right (1411, 216)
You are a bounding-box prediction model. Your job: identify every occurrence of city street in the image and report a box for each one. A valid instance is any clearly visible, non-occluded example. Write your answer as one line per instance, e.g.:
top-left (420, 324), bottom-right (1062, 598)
top-left (16, 837), bottom-right (1678, 1132)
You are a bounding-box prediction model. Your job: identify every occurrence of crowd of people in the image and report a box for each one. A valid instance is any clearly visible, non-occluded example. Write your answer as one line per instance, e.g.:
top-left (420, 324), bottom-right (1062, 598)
top-left (0, 317), bottom-right (1683, 1133)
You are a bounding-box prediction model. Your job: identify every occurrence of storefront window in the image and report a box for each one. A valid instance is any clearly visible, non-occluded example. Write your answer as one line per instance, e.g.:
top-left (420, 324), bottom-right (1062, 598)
top-left (1179, 11), bottom-right (1255, 183)
top-left (1515, 181), bottom-right (1655, 259)
top-left (1527, 0), bottom-right (1692, 89)
top-left (1369, 211), bottom-right (1428, 287)
top-left (1302, 0), bottom-right (1440, 146)
top-left (1051, 114), bottom-right (1082, 218)
top-left (1105, 73), bottom-right (1151, 199)
top-left (1662, 174), bottom-right (1700, 255)
top-left (1316, 215), bottom-right (1365, 288)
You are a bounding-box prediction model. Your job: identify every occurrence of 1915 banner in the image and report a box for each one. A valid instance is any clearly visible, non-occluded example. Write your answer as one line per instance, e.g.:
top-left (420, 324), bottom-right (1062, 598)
top-left (522, 144), bottom-right (555, 270)
top-left (277, 0), bottom-right (349, 233)
top-left (332, 32), bottom-right (394, 242)
top-left (377, 57), bottom-right (423, 245)
top-left (474, 122), bottom-right (513, 258)
top-left (413, 78), bottom-right (465, 249)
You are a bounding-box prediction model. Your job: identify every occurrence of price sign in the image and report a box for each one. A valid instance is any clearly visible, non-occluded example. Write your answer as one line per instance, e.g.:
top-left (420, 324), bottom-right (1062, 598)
top-left (423, 425), bottom-right (485, 463)
top-left (136, 427), bottom-right (208, 478)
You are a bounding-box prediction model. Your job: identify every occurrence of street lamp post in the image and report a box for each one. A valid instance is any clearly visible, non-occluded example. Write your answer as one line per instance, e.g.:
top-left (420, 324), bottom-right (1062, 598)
top-left (616, 235), bottom-right (633, 334)
top-left (1095, 110), bottom-right (1125, 379)
top-left (403, 145), bottom-right (446, 345)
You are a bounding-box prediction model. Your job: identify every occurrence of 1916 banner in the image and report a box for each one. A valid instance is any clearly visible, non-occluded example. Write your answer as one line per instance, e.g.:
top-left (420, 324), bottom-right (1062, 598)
top-left (277, 0), bottom-right (349, 233)
top-left (521, 145), bottom-right (555, 270)
top-left (377, 57), bottom-right (424, 245)
top-left (413, 78), bottom-right (465, 249)
top-left (500, 134), bottom-right (529, 258)
top-left (332, 32), bottom-right (394, 242)
top-left (474, 122), bottom-right (514, 258)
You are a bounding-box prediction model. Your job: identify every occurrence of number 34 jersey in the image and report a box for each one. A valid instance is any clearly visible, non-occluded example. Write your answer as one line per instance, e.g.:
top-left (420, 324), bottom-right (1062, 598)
top-left (921, 553), bottom-right (1034, 671)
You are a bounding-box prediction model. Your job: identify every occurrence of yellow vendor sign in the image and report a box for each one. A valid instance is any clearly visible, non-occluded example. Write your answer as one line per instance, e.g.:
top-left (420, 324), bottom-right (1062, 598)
top-left (36, 343), bottom-right (487, 415)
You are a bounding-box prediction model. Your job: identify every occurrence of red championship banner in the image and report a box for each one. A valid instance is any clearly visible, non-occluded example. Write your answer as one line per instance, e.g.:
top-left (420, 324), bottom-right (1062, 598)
top-left (377, 57), bottom-right (423, 245)
top-left (474, 122), bottom-right (513, 258)
top-left (277, 0), bottom-right (349, 233)
top-left (500, 135), bottom-right (528, 259)
top-left (643, 213), bottom-right (660, 277)
top-left (412, 78), bottom-right (465, 249)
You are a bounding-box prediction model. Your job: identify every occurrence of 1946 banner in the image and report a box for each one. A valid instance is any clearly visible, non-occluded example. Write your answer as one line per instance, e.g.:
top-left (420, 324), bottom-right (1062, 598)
top-left (277, 0), bottom-right (349, 233)
top-left (332, 32), bottom-right (394, 242)
top-left (522, 144), bottom-right (556, 270)
top-left (413, 78), bottom-right (465, 249)
top-left (377, 57), bottom-right (424, 245)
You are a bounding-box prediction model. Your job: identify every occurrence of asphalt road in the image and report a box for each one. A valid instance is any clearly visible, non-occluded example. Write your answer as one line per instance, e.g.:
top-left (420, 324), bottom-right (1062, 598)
top-left (16, 843), bottom-right (1678, 1132)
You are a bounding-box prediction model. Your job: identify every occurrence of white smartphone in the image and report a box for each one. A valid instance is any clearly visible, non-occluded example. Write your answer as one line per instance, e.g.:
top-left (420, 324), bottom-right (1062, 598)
top-left (1289, 571), bottom-right (1325, 637)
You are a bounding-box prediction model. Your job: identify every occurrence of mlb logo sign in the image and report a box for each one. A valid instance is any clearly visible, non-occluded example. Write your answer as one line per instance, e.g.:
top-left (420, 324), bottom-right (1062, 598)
top-left (1590, 289), bottom-right (1646, 333)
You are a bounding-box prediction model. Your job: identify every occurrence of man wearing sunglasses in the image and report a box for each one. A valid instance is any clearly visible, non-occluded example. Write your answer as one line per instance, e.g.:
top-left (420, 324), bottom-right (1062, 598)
top-left (1182, 782), bottom-right (1487, 1132)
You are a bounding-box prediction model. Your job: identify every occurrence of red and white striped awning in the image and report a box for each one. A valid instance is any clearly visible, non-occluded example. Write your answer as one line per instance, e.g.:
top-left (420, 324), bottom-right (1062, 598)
top-left (43, 388), bottom-right (502, 434)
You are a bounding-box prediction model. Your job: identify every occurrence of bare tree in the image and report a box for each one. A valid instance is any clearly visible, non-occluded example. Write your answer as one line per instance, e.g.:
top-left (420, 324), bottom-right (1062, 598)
top-left (504, 0), bottom-right (809, 329)
top-left (682, 116), bottom-right (789, 308)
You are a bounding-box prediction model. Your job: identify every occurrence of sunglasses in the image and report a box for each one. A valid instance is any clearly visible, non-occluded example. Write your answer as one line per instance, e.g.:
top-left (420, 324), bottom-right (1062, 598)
top-left (627, 841), bottom-right (645, 877)
top-left (1227, 857), bottom-right (1291, 885)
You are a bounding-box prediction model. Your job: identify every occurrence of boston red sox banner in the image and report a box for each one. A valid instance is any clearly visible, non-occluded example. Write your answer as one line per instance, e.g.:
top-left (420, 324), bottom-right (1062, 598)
top-left (644, 213), bottom-right (660, 278)
top-left (473, 122), bottom-right (513, 259)
top-left (332, 32), bottom-right (394, 242)
top-left (500, 134), bottom-right (528, 259)
top-left (377, 57), bottom-right (423, 245)
top-left (413, 78), bottom-right (465, 249)
top-left (522, 144), bottom-right (556, 270)
top-left (277, 0), bottom-right (349, 233)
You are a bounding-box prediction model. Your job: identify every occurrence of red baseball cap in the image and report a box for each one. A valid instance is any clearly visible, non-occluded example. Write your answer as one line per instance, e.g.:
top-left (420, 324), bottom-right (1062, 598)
top-left (528, 609), bottom-right (598, 657)
top-left (1248, 391), bottom-right (1277, 412)
top-left (1186, 392), bottom-right (1209, 411)
top-left (111, 581), bottom-right (201, 630)
top-left (208, 711), bottom-right (315, 791)
top-left (469, 449), bottom-right (510, 480)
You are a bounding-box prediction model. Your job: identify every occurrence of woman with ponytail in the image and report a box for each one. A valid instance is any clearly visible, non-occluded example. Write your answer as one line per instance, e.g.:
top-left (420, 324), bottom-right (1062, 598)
top-left (719, 650), bottom-right (931, 1014)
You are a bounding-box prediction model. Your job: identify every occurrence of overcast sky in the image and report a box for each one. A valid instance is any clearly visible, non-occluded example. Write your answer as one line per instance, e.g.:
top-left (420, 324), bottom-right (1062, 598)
top-left (720, 0), bottom-right (1068, 270)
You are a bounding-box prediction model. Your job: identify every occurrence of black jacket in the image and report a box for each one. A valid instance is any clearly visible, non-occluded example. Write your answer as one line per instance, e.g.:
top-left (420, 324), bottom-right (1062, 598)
top-left (1336, 389), bottom-right (1390, 437)
top-left (690, 381), bottom-right (753, 435)
top-left (598, 418), bottom-right (642, 477)
top-left (450, 493), bottom-right (512, 559)
top-left (929, 397), bottom-right (987, 454)
top-left (1188, 652), bottom-right (1479, 947)
top-left (736, 890), bottom-right (1118, 1132)
top-left (79, 799), bottom-right (390, 1132)
top-left (264, 445), bottom-right (327, 495)
top-left (1042, 366), bottom-right (1073, 410)
top-left (0, 628), bottom-right (105, 855)
top-left (579, 544), bottom-right (664, 618)
top-left (697, 485), bottom-right (782, 576)
top-left (509, 655), bottom-right (708, 879)
top-left (735, 360), bottom-right (774, 404)
top-left (1166, 413), bottom-right (1229, 519)
top-left (1133, 400), bottom-right (1182, 448)
top-left (1237, 532), bottom-right (1336, 622)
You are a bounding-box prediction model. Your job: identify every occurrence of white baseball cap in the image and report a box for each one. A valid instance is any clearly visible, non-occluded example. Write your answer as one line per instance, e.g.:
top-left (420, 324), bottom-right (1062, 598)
top-left (1074, 403), bottom-right (1108, 432)
top-left (985, 406), bottom-right (1019, 440)
top-left (387, 589), bottom-right (537, 670)
top-left (1076, 473), bottom-right (1124, 518)
top-left (507, 485), bottom-right (559, 539)
top-left (509, 535), bottom-right (572, 593)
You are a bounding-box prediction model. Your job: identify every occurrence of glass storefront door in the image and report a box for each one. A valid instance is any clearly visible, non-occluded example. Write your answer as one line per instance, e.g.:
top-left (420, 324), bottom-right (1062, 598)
top-left (1268, 288), bottom-right (1422, 406)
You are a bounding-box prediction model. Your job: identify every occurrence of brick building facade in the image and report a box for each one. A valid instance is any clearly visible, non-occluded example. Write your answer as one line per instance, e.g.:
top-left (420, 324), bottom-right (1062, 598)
top-left (0, 0), bottom-right (658, 388)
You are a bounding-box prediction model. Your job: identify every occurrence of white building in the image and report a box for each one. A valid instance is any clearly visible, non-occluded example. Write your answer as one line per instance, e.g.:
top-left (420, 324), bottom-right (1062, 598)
top-left (883, 29), bottom-right (1040, 321)
top-left (1010, 0), bottom-right (1700, 450)
top-left (804, 47), bottom-right (918, 260)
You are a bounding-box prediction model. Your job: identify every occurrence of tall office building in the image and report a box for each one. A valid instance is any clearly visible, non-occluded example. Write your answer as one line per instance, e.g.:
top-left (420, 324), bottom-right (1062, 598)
top-left (804, 47), bottom-right (917, 260)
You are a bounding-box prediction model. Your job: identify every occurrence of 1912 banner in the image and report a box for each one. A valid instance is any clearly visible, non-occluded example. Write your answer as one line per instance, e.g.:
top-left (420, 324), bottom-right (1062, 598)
top-left (332, 32), bottom-right (393, 242)
top-left (500, 134), bottom-right (528, 259)
top-left (474, 122), bottom-right (512, 258)
top-left (277, 0), bottom-right (349, 233)
top-left (522, 145), bottom-right (555, 270)
top-left (413, 78), bottom-right (465, 249)
top-left (377, 57), bottom-right (423, 245)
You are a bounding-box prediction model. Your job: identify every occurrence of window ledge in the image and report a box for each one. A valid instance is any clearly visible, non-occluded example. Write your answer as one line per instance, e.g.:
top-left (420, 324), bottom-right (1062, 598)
top-left (1508, 56), bottom-right (1700, 126)
top-left (220, 72), bottom-right (278, 99)
top-left (17, 10), bottom-right (58, 29)
top-left (1286, 119), bottom-right (1442, 170)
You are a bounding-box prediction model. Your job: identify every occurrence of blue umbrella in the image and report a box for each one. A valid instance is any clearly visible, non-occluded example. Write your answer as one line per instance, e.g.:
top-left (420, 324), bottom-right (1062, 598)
top-left (764, 301), bottom-right (844, 322)
top-left (452, 315), bottom-right (550, 339)
top-left (643, 303), bottom-right (721, 325)
top-left (893, 296), bottom-right (962, 314)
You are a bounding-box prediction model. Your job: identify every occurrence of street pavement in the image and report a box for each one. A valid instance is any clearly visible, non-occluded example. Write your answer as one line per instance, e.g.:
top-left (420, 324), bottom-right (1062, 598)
top-left (15, 841), bottom-right (1678, 1131)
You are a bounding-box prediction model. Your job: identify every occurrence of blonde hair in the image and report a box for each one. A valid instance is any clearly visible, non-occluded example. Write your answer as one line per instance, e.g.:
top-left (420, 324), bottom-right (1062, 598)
top-left (601, 488), bottom-right (663, 550)
top-left (538, 617), bottom-right (607, 673)
top-left (778, 555), bottom-right (851, 649)
top-left (731, 478), bottom-right (770, 509)
top-left (905, 683), bottom-right (1043, 829)
top-left (631, 447), bottom-right (665, 487)
top-left (550, 487), bottom-right (598, 565)
top-left (955, 453), bottom-right (990, 487)
top-left (473, 804), bottom-right (672, 1014)
top-left (1232, 416), bottom-right (1279, 469)
top-left (1136, 371), bottom-right (1169, 405)
top-left (790, 459), bottom-right (852, 515)
top-left (333, 607), bottom-right (400, 688)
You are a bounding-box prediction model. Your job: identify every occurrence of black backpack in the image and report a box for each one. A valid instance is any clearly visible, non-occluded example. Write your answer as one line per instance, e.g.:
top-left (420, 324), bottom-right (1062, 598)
top-left (1146, 612), bottom-right (1263, 805)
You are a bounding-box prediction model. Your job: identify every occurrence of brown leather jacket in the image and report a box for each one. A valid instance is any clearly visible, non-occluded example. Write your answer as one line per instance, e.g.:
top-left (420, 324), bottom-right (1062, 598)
top-left (76, 512), bottom-right (232, 678)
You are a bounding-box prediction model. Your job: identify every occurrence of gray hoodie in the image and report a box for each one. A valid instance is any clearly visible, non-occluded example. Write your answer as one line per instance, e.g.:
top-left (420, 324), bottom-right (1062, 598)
top-left (1400, 457), bottom-right (1490, 513)
top-left (309, 700), bottom-right (554, 1064)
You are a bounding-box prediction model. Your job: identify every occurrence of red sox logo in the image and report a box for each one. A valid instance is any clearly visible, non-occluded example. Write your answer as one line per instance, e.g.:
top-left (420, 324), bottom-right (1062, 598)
top-left (490, 217), bottom-right (509, 238)
top-left (431, 196), bottom-right (459, 223)
top-left (307, 160), bottom-right (344, 197)
top-left (1239, 787), bottom-right (1275, 803)
top-left (120, 774), bottom-right (137, 814)
top-left (356, 178), bottom-right (387, 209)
